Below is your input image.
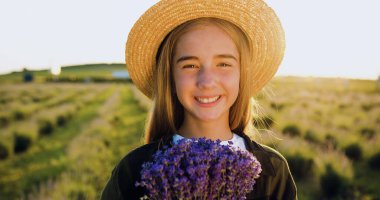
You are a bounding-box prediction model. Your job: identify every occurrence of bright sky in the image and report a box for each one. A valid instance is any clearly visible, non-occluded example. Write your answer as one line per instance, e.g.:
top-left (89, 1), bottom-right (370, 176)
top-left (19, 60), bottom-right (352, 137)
top-left (0, 0), bottom-right (379, 79)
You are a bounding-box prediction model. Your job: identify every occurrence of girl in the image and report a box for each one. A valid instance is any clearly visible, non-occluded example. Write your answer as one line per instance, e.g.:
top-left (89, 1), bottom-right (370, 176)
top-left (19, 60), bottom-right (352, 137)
top-left (102, 0), bottom-right (297, 199)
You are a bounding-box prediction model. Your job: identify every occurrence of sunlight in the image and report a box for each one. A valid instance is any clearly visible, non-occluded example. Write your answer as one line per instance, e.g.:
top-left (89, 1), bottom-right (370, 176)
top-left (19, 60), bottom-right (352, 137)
top-left (51, 64), bottom-right (61, 76)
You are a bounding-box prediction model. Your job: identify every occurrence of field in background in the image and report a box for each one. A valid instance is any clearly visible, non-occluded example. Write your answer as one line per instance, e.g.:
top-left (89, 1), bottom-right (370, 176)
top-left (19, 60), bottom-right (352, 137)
top-left (0, 63), bottom-right (127, 83)
top-left (0, 64), bottom-right (379, 199)
top-left (0, 83), bottom-right (147, 199)
top-left (258, 77), bottom-right (380, 199)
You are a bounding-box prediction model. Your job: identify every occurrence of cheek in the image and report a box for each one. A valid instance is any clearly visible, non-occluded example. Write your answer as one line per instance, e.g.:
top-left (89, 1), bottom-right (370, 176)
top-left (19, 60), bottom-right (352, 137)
top-left (173, 72), bottom-right (193, 98)
top-left (225, 71), bottom-right (240, 95)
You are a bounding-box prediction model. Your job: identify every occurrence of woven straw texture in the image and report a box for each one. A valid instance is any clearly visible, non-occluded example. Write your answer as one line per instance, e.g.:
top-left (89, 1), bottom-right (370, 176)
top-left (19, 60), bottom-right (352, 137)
top-left (126, 0), bottom-right (285, 99)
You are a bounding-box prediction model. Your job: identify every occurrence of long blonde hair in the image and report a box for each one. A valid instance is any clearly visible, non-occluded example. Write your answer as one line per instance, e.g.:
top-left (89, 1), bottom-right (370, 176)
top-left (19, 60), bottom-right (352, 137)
top-left (144, 17), bottom-right (258, 144)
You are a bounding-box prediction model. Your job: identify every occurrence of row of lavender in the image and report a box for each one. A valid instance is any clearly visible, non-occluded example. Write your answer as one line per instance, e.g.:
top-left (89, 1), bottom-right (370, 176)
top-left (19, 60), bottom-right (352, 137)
top-left (0, 84), bottom-right (109, 160)
top-left (0, 83), bottom-right (141, 199)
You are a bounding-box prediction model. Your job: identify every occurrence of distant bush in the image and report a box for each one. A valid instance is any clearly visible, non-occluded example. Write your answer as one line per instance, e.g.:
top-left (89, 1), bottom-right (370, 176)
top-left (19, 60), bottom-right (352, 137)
top-left (56, 113), bottom-right (72, 127)
top-left (344, 143), bottom-right (363, 161)
top-left (282, 124), bottom-right (301, 137)
top-left (338, 124), bottom-right (349, 131)
top-left (38, 120), bottom-right (54, 136)
top-left (360, 128), bottom-right (376, 139)
top-left (12, 110), bottom-right (25, 120)
top-left (31, 96), bottom-right (41, 102)
top-left (368, 152), bottom-right (380, 170)
top-left (14, 133), bottom-right (33, 153)
top-left (361, 103), bottom-right (373, 111)
top-left (0, 142), bottom-right (10, 160)
top-left (0, 115), bottom-right (9, 128)
top-left (286, 154), bottom-right (314, 180)
top-left (304, 130), bottom-right (320, 144)
top-left (253, 115), bottom-right (274, 129)
top-left (56, 115), bottom-right (67, 126)
top-left (320, 164), bottom-right (349, 198)
top-left (112, 115), bottom-right (121, 124)
top-left (270, 102), bottom-right (285, 111)
top-left (338, 103), bottom-right (348, 110)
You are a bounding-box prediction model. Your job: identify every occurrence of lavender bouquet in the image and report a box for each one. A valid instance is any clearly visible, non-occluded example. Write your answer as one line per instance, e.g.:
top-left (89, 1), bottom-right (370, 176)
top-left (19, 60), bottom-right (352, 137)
top-left (135, 137), bottom-right (262, 200)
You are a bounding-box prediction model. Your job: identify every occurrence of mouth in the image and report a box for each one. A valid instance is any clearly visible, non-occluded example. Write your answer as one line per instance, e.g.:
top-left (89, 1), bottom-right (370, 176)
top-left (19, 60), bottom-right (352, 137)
top-left (194, 95), bottom-right (221, 104)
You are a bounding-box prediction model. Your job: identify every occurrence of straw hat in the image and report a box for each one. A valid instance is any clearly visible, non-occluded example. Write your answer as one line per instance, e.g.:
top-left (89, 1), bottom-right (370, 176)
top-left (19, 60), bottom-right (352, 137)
top-left (126, 0), bottom-right (285, 99)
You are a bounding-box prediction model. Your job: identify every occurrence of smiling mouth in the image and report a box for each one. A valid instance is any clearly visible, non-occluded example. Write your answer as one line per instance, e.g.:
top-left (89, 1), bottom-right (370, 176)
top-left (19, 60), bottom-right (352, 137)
top-left (194, 95), bottom-right (221, 104)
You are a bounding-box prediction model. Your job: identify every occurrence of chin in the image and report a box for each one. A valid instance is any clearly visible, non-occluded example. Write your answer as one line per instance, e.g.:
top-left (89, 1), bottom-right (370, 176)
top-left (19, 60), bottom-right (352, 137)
top-left (194, 113), bottom-right (225, 122)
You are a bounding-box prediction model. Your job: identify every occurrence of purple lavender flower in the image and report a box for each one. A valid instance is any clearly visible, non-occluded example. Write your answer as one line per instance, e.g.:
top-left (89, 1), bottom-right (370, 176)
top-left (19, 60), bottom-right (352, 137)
top-left (135, 137), bottom-right (262, 200)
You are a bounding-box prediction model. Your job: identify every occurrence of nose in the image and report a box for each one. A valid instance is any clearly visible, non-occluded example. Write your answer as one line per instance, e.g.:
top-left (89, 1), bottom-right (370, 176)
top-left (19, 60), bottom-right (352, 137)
top-left (196, 66), bottom-right (217, 90)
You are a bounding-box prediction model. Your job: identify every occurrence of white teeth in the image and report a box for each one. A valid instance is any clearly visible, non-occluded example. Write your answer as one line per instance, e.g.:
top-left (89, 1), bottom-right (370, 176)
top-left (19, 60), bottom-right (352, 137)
top-left (195, 96), bottom-right (220, 103)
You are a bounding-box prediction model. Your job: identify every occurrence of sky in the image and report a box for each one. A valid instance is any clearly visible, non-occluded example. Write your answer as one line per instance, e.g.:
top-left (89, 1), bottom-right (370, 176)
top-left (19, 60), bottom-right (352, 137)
top-left (0, 0), bottom-right (379, 80)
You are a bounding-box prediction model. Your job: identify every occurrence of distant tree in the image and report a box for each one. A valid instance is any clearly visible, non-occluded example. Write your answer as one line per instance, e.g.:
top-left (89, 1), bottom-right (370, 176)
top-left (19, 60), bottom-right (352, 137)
top-left (23, 68), bottom-right (34, 82)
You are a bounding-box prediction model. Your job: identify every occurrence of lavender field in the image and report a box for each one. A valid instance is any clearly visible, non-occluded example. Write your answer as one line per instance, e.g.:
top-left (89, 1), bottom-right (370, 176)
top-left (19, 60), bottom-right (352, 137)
top-left (0, 76), bottom-right (379, 199)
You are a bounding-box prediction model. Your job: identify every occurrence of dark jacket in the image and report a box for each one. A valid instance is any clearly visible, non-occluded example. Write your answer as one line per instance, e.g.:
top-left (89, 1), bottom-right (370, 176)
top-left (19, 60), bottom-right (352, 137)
top-left (101, 133), bottom-right (297, 200)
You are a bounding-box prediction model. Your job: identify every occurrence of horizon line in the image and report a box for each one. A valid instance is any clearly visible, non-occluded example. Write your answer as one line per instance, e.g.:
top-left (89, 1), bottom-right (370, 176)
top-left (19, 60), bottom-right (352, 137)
top-left (0, 62), bottom-right (378, 81)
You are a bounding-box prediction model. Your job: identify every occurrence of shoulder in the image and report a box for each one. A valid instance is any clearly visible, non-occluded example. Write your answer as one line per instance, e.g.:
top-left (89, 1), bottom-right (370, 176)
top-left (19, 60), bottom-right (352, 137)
top-left (116, 143), bottom-right (159, 182)
top-left (118, 141), bottom-right (165, 174)
top-left (256, 143), bottom-right (298, 199)
top-left (122, 142), bottom-right (160, 163)
top-left (101, 142), bottom-right (163, 200)
top-left (259, 143), bottom-right (289, 165)
top-left (249, 139), bottom-right (290, 166)
top-left (250, 138), bottom-right (295, 177)
top-left (256, 141), bottom-right (293, 177)
top-left (247, 140), bottom-right (298, 199)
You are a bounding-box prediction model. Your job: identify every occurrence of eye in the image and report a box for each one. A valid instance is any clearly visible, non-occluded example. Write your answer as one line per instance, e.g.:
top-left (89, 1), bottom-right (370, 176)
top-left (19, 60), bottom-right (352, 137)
top-left (218, 63), bottom-right (232, 67)
top-left (182, 64), bottom-right (198, 69)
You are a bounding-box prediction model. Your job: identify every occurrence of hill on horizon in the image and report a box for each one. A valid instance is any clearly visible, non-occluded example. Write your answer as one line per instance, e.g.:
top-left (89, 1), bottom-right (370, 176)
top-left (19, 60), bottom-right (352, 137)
top-left (0, 63), bottom-right (128, 83)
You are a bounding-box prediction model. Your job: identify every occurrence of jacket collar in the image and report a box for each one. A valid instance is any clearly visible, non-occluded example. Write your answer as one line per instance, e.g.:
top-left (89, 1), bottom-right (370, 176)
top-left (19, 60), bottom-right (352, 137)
top-left (158, 133), bottom-right (275, 177)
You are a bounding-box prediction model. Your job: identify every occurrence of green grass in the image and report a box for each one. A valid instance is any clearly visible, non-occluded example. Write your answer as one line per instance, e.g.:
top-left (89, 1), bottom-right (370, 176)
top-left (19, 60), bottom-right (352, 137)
top-left (0, 85), bottom-right (114, 199)
top-left (22, 84), bottom-right (148, 199)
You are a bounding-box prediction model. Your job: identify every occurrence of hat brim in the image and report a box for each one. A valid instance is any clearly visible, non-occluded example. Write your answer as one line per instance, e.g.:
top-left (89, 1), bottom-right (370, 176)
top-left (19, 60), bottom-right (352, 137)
top-left (126, 0), bottom-right (285, 99)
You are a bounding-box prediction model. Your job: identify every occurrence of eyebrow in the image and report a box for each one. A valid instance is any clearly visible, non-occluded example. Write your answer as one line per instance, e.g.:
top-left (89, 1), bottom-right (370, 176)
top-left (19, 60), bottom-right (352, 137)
top-left (176, 54), bottom-right (238, 64)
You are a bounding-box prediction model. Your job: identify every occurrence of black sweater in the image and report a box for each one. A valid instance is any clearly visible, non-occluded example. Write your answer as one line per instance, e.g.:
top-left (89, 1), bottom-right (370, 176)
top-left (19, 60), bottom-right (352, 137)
top-left (101, 133), bottom-right (297, 200)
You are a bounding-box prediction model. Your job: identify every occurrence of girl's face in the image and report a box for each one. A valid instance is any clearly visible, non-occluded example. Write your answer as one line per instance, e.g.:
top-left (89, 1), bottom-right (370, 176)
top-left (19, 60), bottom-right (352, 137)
top-left (173, 24), bottom-right (240, 123)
